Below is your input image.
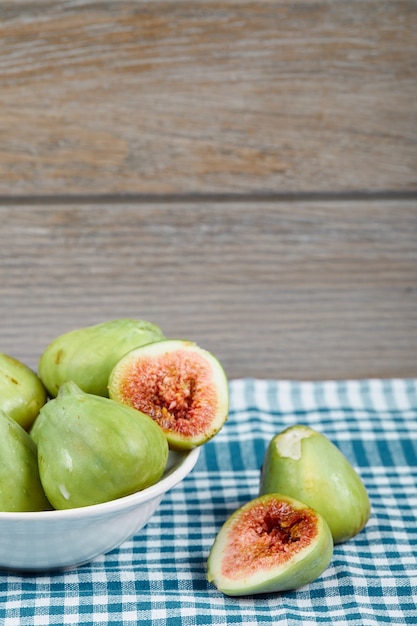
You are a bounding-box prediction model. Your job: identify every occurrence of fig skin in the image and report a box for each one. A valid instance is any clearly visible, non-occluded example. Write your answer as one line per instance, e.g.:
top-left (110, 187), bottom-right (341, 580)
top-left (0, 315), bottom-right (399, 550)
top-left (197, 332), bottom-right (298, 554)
top-left (108, 339), bottom-right (229, 450)
top-left (0, 353), bottom-right (47, 430)
top-left (259, 425), bottom-right (371, 544)
top-left (0, 409), bottom-right (52, 512)
top-left (33, 381), bottom-right (169, 509)
top-left (207, 493), bottom-right (333, 596)
top-left (38, 318), bottom-right (165, 398)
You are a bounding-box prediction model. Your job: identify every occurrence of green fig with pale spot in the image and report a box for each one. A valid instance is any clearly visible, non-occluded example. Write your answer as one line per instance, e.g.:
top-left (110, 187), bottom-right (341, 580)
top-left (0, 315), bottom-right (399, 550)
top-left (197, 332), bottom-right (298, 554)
top-left (259, 425), bottom-right (371, 544)
top-left (38, 318), bottom-right (165, 397)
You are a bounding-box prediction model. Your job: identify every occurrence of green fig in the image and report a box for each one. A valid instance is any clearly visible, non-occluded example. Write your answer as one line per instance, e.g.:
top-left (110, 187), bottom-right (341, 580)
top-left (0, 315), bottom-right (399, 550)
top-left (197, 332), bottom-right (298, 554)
top-left (108, 339), bottom-right (229, 450)
top-left (207, 493), bottom-right (333, 595)
top-left (34, 381), bottom-right (169, 509)
top-left (259, 425), bottom-right (371, 544)
top-left (0, 409), bottom-right (51, 511)
top-left (0, 353), bottom-right (47, 430)
top-left (38, 318), bottom-right (165, 398)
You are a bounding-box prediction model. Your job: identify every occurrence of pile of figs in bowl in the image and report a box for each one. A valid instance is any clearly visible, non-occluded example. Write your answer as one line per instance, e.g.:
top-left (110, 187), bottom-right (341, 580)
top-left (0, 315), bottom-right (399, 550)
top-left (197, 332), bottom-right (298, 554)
top-left (0, 319), bottom-right (228, 572)
top-left (0, 317), bottom-right (371, 590)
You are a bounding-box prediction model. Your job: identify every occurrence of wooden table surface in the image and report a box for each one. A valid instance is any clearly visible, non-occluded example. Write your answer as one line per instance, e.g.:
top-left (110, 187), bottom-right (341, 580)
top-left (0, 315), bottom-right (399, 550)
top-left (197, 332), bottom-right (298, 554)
top-left (1, 1), bottom-right (416, 380)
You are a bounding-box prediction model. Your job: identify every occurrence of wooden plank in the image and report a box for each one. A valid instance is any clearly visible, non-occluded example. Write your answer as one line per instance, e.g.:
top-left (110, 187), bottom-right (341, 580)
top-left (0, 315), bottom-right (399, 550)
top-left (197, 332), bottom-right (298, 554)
top-left (1, 201), bottom-right (416, 380)
top-left (0, 1), bottom-right (416, 195)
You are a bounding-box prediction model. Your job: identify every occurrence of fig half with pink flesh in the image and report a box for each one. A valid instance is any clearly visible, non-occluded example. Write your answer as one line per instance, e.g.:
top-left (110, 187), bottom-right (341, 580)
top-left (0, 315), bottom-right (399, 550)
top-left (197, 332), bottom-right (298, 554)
top-left (207, 493), bottom-right (333, 596)
top-left (108, 339), bottom-right (229, 450)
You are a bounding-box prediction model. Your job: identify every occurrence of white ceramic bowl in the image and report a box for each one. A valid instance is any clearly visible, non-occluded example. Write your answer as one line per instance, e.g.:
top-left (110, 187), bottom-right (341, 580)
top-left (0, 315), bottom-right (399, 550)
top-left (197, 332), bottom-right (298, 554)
top-left (0, 447), bottom-right (200, 572)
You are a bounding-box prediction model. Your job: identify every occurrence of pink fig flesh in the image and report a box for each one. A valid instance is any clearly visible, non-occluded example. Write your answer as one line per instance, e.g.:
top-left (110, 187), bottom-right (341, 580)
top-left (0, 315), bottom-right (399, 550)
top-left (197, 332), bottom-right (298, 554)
top-left (108, 339), bottom-right (229, 450)
top-left (207, 493), bottom-right (333, 596)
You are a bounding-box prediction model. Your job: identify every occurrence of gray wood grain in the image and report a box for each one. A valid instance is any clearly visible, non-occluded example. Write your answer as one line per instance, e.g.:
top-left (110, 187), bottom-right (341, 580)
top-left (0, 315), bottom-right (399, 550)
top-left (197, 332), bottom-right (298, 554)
top-left (1, 201), bottom-right (416, 380)
top-left (1, 1), bottom-right (416, 195)
top-left (1, 3), bottom-right (416, 381)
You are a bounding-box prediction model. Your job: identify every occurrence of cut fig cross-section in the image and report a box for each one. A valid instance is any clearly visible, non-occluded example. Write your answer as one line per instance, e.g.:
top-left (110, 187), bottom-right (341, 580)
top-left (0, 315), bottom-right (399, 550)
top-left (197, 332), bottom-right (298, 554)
top-left (207, 493), bottom-right (334, 596)
top-left (108, 339), bottom-right (229, 450)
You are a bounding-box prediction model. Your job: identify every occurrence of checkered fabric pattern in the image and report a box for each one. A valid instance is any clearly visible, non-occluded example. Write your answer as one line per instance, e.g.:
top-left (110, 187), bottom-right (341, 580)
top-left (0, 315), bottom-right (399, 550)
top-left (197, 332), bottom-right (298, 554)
top-left (1, 378), bottom-right (416, 625)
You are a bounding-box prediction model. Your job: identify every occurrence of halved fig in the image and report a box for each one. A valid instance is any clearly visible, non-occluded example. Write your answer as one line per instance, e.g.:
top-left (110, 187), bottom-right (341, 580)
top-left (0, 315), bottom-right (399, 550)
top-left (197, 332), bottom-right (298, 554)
top-left (108, 339), bottom-right (229, 450)
top-left (260, 425), bottom-right (371, 544)
top-left (207, 493), bottom-right (333, 596)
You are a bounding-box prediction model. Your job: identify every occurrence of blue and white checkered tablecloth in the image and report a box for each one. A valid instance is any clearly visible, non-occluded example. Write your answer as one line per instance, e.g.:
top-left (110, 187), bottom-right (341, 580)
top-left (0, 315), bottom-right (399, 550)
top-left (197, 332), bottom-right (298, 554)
top-left (1, 378), bottom-right (416, 625)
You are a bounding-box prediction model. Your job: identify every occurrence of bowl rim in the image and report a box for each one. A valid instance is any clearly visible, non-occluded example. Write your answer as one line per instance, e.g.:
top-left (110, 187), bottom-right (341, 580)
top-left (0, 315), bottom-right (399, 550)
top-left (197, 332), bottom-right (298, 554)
top-left (0, 447), bottom-right (200, 522)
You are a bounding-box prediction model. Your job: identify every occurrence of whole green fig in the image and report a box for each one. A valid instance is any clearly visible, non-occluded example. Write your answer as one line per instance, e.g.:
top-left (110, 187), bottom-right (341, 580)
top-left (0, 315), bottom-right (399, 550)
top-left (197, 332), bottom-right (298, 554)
top-left (0, 353), bottom-right (47, 430)
top-left (260, 425), bottom-right (371, 544)
top-left (34, 381), bottom-right (169, 509)
top-left (38, 318), bottom-right (165, 397)
top-left (0, 409), bottom-right (51, 511)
